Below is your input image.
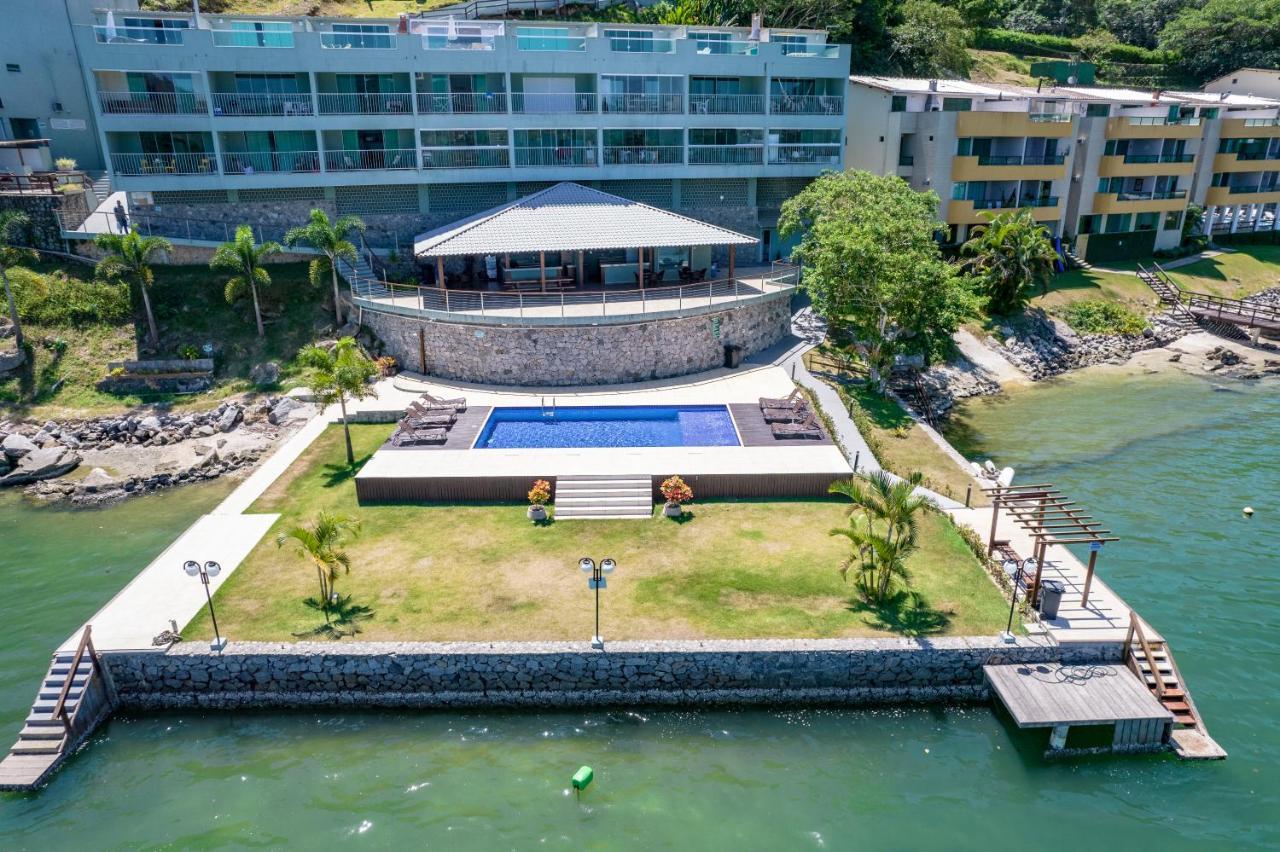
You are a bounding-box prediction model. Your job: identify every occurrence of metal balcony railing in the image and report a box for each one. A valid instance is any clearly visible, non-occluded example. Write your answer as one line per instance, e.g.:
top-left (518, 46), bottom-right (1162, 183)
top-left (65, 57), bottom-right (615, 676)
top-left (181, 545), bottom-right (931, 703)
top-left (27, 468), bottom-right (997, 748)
top-left (220, 150), bottom-right (320, 174)
top-left (975, 153), bottom-right (1067, 166)
top-left (1228, 184), bottom-right (1280, 194)
top-left (317, 92), bottom-right (414, 115)
top-left (111, 152), bottom-right (216, 175)
top-left (688, 94), bottom-right (765, 114)
top-left (769, 94), bottom-right (843, 115)
top-left (1121, 153), bottom-right (1195, 163)
top-left (768, 144), bottom-right (841, 165)
top-left (1234, 151), bottom-right (1280, 161)
top-left (93, 25), bottom-right (185, 45)
top-left (510, 92), bottom-right (598, 113)
top-left (513, 146), bottom-right (598, 167)
top-left (688, 145), bottom-right (764, 165)
top-left (97, 91), bottom-right (207, 115)
top-left (602, 145), bottom-right (683, 165)
top-left (1116, 189), bottom-right (1188, 200)
top-left (420, 147), bottom-right (510, 169)
top-left (324, 148), bottom-right (417, 170)
top-left (320, 32), bottom-right (396, 49)
top-left (416, 92), bottom-right (508, 114)
top-left (600, 93), bottom-right (684, 114)
top-left (211, 92), bottom-right (313, 117)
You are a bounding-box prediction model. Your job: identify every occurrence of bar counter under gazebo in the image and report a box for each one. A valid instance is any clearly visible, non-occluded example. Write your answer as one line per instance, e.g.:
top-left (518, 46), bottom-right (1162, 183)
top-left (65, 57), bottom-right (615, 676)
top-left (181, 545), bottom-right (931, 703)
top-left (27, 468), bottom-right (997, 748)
top-left (411, 182), bottom-right (758, 294)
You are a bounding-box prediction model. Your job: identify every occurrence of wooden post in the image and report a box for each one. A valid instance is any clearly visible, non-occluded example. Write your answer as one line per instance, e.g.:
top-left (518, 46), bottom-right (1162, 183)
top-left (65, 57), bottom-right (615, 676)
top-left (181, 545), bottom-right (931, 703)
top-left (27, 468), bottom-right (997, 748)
top-left (727, 246), bottom-right (735, 283)
top-left (1029, 537), bottom-right (1045, 606)
top-left (539, 250), bottom-right (546, 292)
top-left (1081, 548), bottom-right (1098, 607)
top-left (637, 247), bottom-right (645, 288)
top-left (577, 250), bottom-right (585, 287)
top-left (436, 256), bottom-right (445, 289)
top-left (987, 495), bottom-right (1001, 555)
top-left (418, 327), bottom-right (427, 374)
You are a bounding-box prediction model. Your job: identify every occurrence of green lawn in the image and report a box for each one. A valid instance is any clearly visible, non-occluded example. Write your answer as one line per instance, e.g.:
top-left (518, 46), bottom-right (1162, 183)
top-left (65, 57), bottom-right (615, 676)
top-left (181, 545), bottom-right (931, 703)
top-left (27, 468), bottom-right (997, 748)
top-left (1164, 245), bottom-right (1280, 299)
top-left (188, 424), bottom-right (1011, 642)
top-left (0, 260), bottom-right (329, 418)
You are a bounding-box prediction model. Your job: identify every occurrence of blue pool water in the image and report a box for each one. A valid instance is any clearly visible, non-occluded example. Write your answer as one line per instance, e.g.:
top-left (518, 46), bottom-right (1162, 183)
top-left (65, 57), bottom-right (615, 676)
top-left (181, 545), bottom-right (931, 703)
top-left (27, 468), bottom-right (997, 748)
top-left (475, 405), bottom-right (740, 449)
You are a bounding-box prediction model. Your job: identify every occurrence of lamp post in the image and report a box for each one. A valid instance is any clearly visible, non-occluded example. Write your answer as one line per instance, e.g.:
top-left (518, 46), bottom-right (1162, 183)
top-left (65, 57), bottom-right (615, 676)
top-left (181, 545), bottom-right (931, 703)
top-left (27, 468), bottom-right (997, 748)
top-left (1000, 557), bottom-right (1037, 644)
top-left (183, 559), bottom-right (226, 652)
top-left (579, 556), bottom-right (616, 650)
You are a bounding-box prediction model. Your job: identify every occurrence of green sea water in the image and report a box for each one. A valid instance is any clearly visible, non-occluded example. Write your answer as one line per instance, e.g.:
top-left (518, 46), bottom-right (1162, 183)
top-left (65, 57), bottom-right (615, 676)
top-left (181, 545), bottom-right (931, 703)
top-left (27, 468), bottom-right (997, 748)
top-left (1, 367), bottom-right (1277, 849)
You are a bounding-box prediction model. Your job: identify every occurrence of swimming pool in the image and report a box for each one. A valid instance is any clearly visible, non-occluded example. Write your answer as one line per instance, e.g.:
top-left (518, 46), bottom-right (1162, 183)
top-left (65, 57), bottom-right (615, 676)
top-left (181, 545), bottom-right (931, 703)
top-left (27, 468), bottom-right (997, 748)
top-left (475, 405), bottom-right (740, 449)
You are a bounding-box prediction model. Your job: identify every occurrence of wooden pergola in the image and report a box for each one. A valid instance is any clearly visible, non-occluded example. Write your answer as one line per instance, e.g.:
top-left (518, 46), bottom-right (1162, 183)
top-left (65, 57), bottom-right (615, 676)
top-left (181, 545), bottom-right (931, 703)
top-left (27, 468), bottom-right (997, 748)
top-left (986, 483), bottom-right (1119, 608)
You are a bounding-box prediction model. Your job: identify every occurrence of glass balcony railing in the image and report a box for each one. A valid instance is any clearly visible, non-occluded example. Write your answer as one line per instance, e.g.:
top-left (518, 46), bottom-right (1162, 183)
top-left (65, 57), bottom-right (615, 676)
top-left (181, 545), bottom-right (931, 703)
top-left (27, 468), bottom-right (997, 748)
top-left (1115, 189), bottom-right (1188, 200)
top-left (600, 93), bottom-right (683, 114)
top-left (769, 95), bottom-right (843, 115)
top-left (1021, 195), bottom-right (1060, 207)
top-left (1127, 116), bottom-right (1201, 126)
top-left (692, 39), bottom-right (758, 56)
top-left (1029, 112), bottom-right (1072, 123)
top-left (510, 93), bottom-right (597, 114)
top-left (420, 147), bottom-right (510, 169)
top-left (416, 92), bottom-right (508, 114)
top-left (93, 25), bottom-right (185, 45)
top-left (1234, 151), bottom-right (1280, 161)
top-left (417, 21), bottom-right (504, 51)
top-left (111, 152), bottom-right (215, 175)
top-left (220, 150), bottom-right (319, 174)
top-left (1243, 118), bottom-right (1280, 127)
top-left (211, 28), bottom-right (295, 48)
top-left (320, 32), bottom-right (395, 49)
top-left (778, 43), bottom-right (839, 58)
top-left (324, 149), bottom-right (416, 170)
top-left (688, 94), bottom-right (765, 115)
top-left (316, 92), bottom-right (413, 115)
top-left (516, 29), bottom-right (587, 52)
top-left (1121, 153), bottom-right (1195, 164)
top-left (688, 145), bottom-right (764, 165)
top-left (768, 144), bottom-right (841, 165)
top-left (514, 146), bottom-right (598, 167)
top-left (97, 91), bottom-right (207, 115)
top-left (975, 153), bottom-right (1067, 166)
top-left (602, 146), bottom-right (683, 165)
top-left (1227, 184), bottom-right (1280, 194)
top-left (211, 92), bottom-right (313, 117)
top-left (606, 34), bottom-right (675, 53)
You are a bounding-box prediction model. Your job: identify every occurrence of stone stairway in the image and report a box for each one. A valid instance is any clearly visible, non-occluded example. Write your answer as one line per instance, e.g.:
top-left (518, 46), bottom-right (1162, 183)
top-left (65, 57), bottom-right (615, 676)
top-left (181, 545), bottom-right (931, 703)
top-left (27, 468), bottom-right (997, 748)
top-left (554, 474), bottom-right (653, 520)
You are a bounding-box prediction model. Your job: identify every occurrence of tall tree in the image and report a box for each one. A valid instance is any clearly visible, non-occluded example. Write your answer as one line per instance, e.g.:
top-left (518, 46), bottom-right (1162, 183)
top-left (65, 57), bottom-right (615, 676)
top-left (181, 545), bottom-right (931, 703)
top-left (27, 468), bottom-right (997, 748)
top-left (830, 471), bottom-right (928, 603)
top-left (1159, 0), bottom-right (1280, 84)
top-left (960, 209), bottom-right (1059, 315)
top-left (0, 211), bottom-right (38, 351)
top-left (276, 511), bottom-right (361, 621)
top-left (211, 225), bottom-right (281, 338)
top-left (889, 0), bottom-right (974, 77)
top-left (298, 337), bottom-right (379, 467)
top-left (779, 170), bottom-right (981, 383)
top-left (94, 229), bottom-right (172, 350)
top-left (284, 209), bottom-right (365, 328)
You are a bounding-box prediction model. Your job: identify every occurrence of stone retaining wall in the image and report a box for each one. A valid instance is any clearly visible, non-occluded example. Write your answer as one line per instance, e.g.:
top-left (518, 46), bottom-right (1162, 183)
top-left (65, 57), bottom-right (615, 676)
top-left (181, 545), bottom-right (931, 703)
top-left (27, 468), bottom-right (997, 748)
top-left (361, 295), bottom-right (791, 386)
top-left (103, 638), bottom-right (1119, 710)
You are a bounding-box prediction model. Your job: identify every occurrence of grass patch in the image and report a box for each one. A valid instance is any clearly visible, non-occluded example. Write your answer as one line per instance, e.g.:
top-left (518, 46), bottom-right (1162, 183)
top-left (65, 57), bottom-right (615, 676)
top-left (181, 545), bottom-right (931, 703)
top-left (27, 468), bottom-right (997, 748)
top-left (1164, 245), bottom-right (1280, 299)
top-left (188, 425), bottom-right (1010, 642)
top-left (1058, 299), bottom-right (1148, 336)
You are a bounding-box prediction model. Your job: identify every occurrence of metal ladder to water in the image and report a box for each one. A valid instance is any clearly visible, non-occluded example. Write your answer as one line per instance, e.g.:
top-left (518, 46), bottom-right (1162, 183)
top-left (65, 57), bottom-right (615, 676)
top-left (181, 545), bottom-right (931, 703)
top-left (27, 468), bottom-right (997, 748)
top-left (541, 396), bottom-right (556, 418)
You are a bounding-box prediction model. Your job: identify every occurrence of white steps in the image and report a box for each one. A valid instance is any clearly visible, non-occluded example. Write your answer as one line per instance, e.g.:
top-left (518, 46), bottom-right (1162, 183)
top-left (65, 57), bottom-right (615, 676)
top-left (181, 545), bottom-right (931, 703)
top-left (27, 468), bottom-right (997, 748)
top-left (554, 475), bottom-right (653, 520)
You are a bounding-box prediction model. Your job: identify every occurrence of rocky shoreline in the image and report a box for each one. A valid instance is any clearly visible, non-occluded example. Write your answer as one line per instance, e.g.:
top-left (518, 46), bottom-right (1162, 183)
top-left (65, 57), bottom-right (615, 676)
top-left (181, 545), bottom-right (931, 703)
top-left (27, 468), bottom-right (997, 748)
top-left (1, 394), bottom-right (316, 505)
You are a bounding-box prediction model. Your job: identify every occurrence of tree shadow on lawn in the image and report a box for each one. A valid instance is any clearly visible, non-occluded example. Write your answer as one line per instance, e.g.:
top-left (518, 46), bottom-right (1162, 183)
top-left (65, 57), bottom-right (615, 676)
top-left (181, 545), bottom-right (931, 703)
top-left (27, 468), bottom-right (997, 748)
top-left (847, 590), bottom-right (952, 637)
top-left (292, 594), bottom-right (376, 639)
top-left (320, 451), bottom-right (376, 488)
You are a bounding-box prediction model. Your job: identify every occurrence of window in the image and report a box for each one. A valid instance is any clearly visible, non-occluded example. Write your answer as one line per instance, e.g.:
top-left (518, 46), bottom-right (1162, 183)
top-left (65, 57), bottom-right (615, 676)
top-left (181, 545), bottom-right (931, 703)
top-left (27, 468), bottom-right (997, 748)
top-left (1078, 214), bottom-right (1102, 234)
top-left (1212, 172), bottom-right (1229, 187)
top-left (603, 29), bottom-right (656, 52)
top-left (956, 138), bottom-right (972, 156)
top-left (773, 35), bottom-right (811, 55)
top-left (952, 182), bottom-right (968, 201)
top-left (1201, 107), bottom-right (1219, 120)
top-left (224, 20), bottom-right (293, 48)
top-left (1086, 103), bottom-right (1110, 117)
top-left (1104, 213), bottom-right (1133, 233)
top-left (690, 31), bottom-right (732, 54)
top-left (5, 64), bottom-right (19, 73)
top-left (1163, 211), bottom-right (1183, 231)
top-left (1135, 212), bottom-right (1160, 231)
top-left (891, 95), bottom-right (907, 112)
top-left (120, 17), bottom-right (190, 44)
top-left (942, 97), bottom-right (971, 112)
top-left (327, 23), bottom-right (391, 49)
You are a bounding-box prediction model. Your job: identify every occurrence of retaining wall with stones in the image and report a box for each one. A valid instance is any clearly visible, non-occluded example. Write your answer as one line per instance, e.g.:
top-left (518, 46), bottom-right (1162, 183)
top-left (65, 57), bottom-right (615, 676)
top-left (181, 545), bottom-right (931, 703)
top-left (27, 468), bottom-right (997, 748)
top-left (361, 294), bottom-right (791, 386)
top-left (103, 638), bottom-right (1119, 710)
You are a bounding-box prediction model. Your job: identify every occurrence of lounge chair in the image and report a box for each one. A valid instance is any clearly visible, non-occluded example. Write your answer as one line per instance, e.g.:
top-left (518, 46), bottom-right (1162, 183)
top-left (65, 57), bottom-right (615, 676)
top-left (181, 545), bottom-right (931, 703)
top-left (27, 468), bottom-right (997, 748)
top-left (407, 401), bottom-right (457, 418)
top-left (771, 411), bottom-right (823, 440)
top-left (762, 403), bottom-right (810, 423)
top-left (392, 427), bottom-right (447, 446)
top-left (419, 392), bottom-right (467, 412)
top-left (759, 388), bottom-right (804, 411)
top-left (403, 412), bottom-right (456, 429)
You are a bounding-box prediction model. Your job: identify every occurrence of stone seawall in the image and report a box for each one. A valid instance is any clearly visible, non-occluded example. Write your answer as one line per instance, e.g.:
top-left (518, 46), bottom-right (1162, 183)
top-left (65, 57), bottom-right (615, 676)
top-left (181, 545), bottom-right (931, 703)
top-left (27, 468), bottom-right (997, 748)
top-left (361, 295), bottom-right (792, 386)
top-left (104, 638), bottom-right (1119, 710)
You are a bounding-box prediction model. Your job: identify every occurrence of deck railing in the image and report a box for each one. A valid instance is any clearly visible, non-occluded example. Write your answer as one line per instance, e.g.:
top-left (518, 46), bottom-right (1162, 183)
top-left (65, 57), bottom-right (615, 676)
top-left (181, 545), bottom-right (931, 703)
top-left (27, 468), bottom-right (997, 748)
top-left (97, 91), bottom-right (207, 115)
top-left (110, 152), bottom-right (216, 175)
top-left (1122, 153), bottom-right (1195, 164)
top-left (768, 94), bottom-right (843, 115)
top-left (93, 25), bottom-right (185, 44)
top-left (602, 145), bottom-right (683, 165)
top-left (768, 144), bottom-right (841, 165)
top-left (600, 93), bottom-right (684, 114)
top-left (320, 31), bottom-right (396, 49)
top-left (420, 147), bottom-right (510, 169)
top-left (416, 92), bottom-right (508, 114)
top-left (317, 92), bottom-right (414, 115)
top-left (513, 146), bottom-right (597, 167)
top-left (324, 148), bottom-right (417, 170)
top-left (688, 144), bottom-right (764, 165)
top-left (220, 150), bottom-right (320, 174)
top-left (510, 92), bottom-right (598, 113)
top-left (211, 92), bottom-right (313, 116)
top-left (688, 94), bottom-right (765, 114)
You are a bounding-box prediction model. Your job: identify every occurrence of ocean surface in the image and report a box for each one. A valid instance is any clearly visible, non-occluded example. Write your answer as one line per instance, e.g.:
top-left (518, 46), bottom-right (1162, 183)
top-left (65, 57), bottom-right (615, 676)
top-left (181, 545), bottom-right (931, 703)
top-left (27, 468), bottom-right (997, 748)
top-left (1, 366), bottom-right (1277, 849)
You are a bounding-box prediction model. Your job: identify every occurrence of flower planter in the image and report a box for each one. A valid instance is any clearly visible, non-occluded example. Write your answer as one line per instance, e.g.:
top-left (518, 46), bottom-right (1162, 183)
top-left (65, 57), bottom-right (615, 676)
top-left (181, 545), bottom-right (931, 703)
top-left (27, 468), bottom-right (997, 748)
top-left (663, 502), bottom-right (683, 518)
top-left (528, 505), bottom-right (548, 521)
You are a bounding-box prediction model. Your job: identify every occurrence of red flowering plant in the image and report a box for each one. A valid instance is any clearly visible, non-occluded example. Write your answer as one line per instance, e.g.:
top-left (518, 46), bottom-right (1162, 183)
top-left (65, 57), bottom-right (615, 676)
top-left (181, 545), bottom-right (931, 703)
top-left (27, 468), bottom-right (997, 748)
top-left (528, 479), bottom-right (552, 506)
top-left (660, 475), bottom-right (693, 507)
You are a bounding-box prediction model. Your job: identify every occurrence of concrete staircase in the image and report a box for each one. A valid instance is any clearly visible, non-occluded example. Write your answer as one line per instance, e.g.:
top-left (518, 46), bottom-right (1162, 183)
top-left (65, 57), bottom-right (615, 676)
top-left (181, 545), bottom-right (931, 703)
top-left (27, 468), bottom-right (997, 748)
top-left (554, 474), bottom-right (653, 520)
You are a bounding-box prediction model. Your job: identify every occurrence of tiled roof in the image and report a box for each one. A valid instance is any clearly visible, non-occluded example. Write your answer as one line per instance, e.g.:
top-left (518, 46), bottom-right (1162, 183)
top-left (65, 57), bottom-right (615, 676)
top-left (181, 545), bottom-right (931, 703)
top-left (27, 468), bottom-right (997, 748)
top-left (414, 182), bottom-right (756, 257)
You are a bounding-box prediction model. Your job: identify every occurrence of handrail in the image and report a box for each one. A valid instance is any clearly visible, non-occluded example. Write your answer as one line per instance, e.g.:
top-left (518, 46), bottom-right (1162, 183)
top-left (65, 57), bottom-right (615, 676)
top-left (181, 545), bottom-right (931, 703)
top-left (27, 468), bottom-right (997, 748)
top-left (1127, 610), bottom-right (1165, 698)
top-left (53, 625), bottom-right (99, 735)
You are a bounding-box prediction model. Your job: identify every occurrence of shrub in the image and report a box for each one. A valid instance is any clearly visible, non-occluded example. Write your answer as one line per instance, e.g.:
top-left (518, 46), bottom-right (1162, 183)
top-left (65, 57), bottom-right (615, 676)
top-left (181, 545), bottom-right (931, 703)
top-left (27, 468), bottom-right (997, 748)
top-left (10, 267), bottom-right (131, 326)
top-left (975, 27), bottom-right (1077, 55)
top-left (660, 475), bottom-right (693, 505)
top-left (178, 343), bottom-right (201, 360)
top-left (1060, 299), bottom-right (1148, 335)
top-left (528, 479), bottom-right (551, 506)
top-left (375, 355), bottom-right (398, 376)
top-left (55, 157), bottom-right (77, 171)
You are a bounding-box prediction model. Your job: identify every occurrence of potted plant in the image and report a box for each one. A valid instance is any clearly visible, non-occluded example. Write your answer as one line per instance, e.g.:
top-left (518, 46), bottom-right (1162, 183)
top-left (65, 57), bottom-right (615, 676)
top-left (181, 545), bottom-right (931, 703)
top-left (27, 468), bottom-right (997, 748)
top-left (527, 479), bottom-right (551, 521)
top-left (375, 355), bottom-right (398, 377)
top-left (660, 475), bottom-right (693, 518)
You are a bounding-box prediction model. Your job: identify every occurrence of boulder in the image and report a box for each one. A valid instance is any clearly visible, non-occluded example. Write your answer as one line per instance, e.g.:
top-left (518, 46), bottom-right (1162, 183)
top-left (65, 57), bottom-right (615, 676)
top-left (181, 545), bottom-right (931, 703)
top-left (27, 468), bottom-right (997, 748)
top-left (250, 361), bottom-right (281, 387)
top-left (268, 397), bottom-right (303, 425)
top-left (138, 415), bottom-right (162, 434)
top-left (217, 405), bottom-right (242, 433)
top-left (2, 432), bottom-right (37, 459)
top-left (0, 446), bottom-right (81, 486)
top-left (79, 467), bottom-right (116, 492)
top-left (0, 347), bottom-right (24, 375)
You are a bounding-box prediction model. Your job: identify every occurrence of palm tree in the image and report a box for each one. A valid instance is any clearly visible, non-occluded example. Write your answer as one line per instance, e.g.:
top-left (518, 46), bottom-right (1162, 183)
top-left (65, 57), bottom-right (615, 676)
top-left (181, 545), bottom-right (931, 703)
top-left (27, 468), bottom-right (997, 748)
top-left (284, 209), bottom-right (365, 327)
top-left (298, 336), bottom-right (378, 467)
top-left (276, 511), bottom-right (362, 621)
top-left (210, 224), bottom-right (281, 338)
top-left (94, 229), bottom-right (172, 350)
top-left (830, 471), bottom-right (928, 603)
top-left (960, 209), bottom-right (1058, 315)
top-left (0, 211), bottom-right (38, 351)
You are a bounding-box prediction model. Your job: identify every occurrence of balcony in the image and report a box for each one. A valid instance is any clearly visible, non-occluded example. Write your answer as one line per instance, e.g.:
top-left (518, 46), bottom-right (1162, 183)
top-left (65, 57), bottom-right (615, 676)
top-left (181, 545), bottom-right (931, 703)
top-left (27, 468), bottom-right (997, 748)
top-left (777, 42), bottom-right (839, 58)
top-left (93, 25), bottom-right (185, 45)
top-left (769, 94), bottom-right (843, 115)
top-left (1091, 190), bottom-right (1188, 214)
top-left (688, 145), bottom-right (764, 165)
top-left (420, 147), bottom-right (510, 170)
top-left (1122, 153), bottom-right (1195, 164)
top-left (602, 145), bottom-right (683, 165)
top-left (955, 112), bottom-right (1074, 138)
top-left (511, 93), bottom-right (598, 114)
top-left (416, 92), bottom-right (508, 114)
top-left (604, 32), bottom-right (675, 53)
top-left (1106, 116), bottom-right (1204, 140)
top-left (416, 21), bottom-right (503, 51)
top-left (111, 152), bottom-right (215, 175)
top-left (1116, 189), bottom-right (1187, 201)
top-left (976, 154), bottom-right (1067, 166)
top-left (97, 91), bottom-right (207, 115)
top-left (317, 93), bottom-right (413, 115)
top-left (768, 144), bottom-right (840, 166)
top-left (516, 28), bottom-right (588, 52)
top-left (320, 32), bottom-right (395, 50)
top-left (1029, 112), bottom-right (1073, 123)
top-left (692, 39), bottom-right (758, 56)
top-left (211, 92), bottom-right (313, 117)
top-left (323, 149), bottom-right (416, 170)
top-left (689, 94), bottom-right (765, 115)
top-left (210, 28), bottom-right (295, 48)
top-left (600, 94), bottom-right (683, 114)
top-left (513, 146), bottom-right (598, 167)
top-left (220, 150), bottom-right (320, 175)
top-left (946, 197), bottom-right (1061, 223)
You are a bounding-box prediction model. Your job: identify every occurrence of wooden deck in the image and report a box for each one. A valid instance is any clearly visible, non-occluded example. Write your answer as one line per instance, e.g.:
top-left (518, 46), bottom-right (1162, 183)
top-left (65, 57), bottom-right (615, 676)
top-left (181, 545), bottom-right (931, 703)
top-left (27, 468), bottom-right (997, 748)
top-left (985, 663), bottom-right (1170, 728)
top-left (728, 403), bottom-right (833, 447)
top-left (382, 406), bottom-right (492, 452)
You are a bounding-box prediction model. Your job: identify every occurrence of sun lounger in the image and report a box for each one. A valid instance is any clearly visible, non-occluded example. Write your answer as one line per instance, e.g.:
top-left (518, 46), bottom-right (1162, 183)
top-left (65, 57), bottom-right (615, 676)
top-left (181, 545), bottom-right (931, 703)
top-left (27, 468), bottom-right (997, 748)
top-left (420, 392), bottom-right (467, 411)
top-left (770, 412), bottom-right (823, 440)
top-left (402, 413), bottom-right (456, 429)
top-left (759, 387), bottom-right (804, 411)
top-left (407, 401), bottom-right (457, 418)
top-left (761, 404), bottom-right (810, 423)
top-left (392, 427), bottom-right (447, 446)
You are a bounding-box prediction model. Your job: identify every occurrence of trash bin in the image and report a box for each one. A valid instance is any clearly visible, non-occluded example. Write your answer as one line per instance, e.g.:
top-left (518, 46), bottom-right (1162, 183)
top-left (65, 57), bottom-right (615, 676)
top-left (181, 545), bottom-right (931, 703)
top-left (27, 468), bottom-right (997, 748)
top-left (1038, 579), bottom-right (1065, 620)
top-left (724, 344), bottom-right (742, 369)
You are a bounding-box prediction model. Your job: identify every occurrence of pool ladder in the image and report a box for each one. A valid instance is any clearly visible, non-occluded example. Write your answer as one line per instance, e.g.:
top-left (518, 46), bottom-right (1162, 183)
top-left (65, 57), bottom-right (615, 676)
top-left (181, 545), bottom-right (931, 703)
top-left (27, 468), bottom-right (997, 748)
top-left (541, 396), bottom-right (556, 418)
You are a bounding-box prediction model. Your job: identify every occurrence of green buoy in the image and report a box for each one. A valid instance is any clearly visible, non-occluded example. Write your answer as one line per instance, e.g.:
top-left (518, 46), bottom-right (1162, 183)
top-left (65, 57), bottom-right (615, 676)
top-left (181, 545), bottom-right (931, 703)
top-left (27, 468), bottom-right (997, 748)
top-left (571, 765), bottom-right (594, 795)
